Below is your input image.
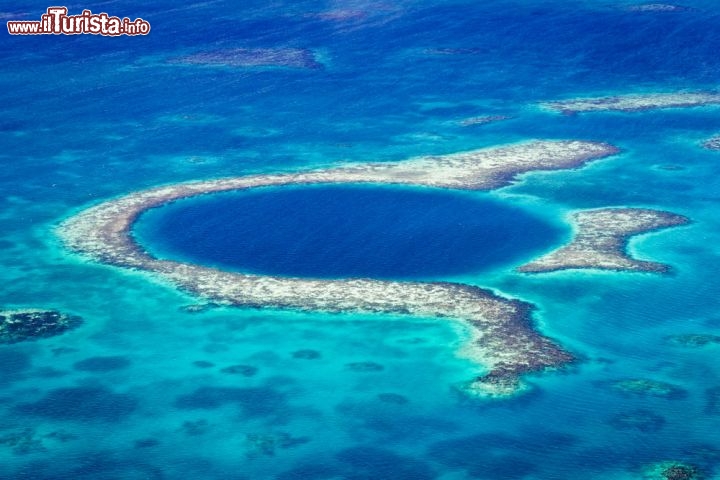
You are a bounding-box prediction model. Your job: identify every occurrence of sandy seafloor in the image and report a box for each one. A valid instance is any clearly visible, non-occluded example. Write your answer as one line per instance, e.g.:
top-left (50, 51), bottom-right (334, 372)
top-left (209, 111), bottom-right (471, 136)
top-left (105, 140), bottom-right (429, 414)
top-left (2, 1), bottom-right (720, 478)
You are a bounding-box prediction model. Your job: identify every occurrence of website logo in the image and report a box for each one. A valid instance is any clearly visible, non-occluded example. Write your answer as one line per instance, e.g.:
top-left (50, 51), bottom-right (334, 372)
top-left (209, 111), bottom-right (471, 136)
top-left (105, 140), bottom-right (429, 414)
top-left (7, 7), bottom-right (150, 36)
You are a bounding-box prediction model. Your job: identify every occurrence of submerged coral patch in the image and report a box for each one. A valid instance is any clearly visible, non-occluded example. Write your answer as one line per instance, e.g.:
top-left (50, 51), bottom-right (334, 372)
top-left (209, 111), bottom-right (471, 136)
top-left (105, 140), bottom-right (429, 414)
top-left (73, 356), bottom-right (132, 372)
top-left (608, 409), bottom-right (666, 432)
top-left (642, 461), bottom-right (702, 480)
top-left (220, 364), bottom-right (259, 376)
top-left (626, 4), bottom-right (690, 12)
top-left (666, 334), bottom-right (720, 348)
top-left (377, 393), bottom-right (409, 405)
top-left (169, 48), bottom-right (322, 70)
top-left (16, 386), bottom-right (138, 422)
top-left (174, 386), bottom-right (287, 418)
top-left (701, 135), bottom-right (720, 151)
top-left (192, 360), bottom-right (215, 369)
top-left (346, 361), bottom-right (385, 372)
top-left (0, 309), bottom-right (82, 344)
top-left (291, 349), bottom-right (321, 360)
top-left (542, 92), bottom-right (720, 114)
top-left (610, 379), bottom-right (687, 399)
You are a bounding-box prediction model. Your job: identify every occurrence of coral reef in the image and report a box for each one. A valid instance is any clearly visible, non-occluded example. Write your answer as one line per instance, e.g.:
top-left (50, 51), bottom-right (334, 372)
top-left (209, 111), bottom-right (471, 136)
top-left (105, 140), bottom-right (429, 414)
top-left (518, 208), bottom-right (688, 273)
top-left (0, 309), bottom-right (82, 344)
top-left (57, 140), bottom-right (623, 396)
top-left (542, 92), bottom-right (720, 114)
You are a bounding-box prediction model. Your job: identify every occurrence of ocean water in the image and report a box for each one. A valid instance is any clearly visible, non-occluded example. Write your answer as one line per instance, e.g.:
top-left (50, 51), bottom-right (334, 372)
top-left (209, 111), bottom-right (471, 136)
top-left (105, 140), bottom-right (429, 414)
top-left (2, 1), bottom-right (720, 479)
top-left (133, 185), bottom-right (563, 279)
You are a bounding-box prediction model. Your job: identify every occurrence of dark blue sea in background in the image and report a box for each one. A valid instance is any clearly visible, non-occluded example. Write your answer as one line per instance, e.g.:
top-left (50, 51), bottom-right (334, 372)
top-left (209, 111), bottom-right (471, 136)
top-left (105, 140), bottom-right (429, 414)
top-left (2, 1), bottom-right (720, 479)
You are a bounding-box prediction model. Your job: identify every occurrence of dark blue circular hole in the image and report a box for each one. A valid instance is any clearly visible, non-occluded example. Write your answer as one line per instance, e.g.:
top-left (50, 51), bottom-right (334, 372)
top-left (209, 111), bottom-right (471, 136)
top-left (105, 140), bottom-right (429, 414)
top-left (134, 184), bottom-right (563, 280)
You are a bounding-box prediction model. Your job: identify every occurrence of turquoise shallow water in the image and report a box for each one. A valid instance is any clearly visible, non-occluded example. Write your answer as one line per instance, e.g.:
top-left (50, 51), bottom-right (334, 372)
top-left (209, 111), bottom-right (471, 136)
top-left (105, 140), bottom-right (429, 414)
top-left (2, 1), bottom-right (720, 479)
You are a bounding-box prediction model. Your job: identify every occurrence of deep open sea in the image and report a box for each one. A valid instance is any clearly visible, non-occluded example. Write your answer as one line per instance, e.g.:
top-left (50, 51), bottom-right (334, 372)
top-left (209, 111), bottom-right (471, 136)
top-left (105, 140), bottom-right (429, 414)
top-left (2, 1), bottom-right (720, 479)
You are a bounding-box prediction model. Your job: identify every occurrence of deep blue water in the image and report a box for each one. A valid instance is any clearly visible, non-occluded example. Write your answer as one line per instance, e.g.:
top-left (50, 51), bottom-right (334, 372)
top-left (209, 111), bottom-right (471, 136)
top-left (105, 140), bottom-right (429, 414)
top-left (2, 1), bottom-right (720, 479)
top-left (135, 185), bottom-right (563, 279)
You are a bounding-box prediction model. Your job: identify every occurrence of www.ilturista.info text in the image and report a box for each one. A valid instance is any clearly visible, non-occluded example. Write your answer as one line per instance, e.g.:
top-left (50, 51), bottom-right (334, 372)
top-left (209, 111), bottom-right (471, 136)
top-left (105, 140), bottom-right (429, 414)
top-left (7, 7), bottom-right (150, 36)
